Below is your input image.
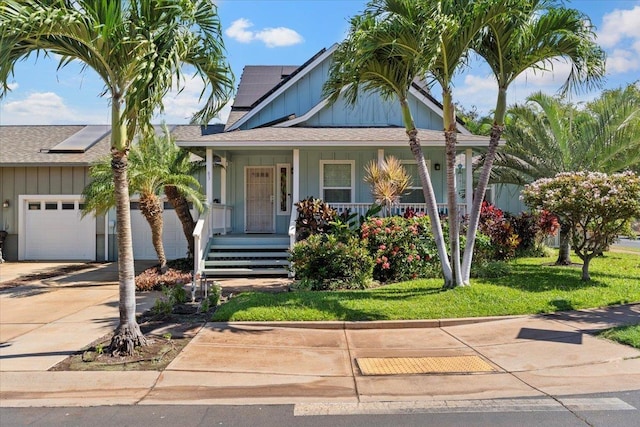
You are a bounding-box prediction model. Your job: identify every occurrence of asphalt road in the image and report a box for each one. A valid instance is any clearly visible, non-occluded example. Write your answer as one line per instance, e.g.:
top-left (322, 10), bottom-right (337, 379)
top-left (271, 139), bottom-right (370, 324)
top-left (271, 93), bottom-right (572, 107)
top-left (614, 238), bottom-right (640, 250)
top-left (2, 391), bottom-right (639, 427)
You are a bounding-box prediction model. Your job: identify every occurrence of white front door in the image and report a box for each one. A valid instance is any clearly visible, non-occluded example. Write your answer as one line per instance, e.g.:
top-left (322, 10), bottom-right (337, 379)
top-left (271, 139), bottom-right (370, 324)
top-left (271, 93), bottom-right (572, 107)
top-left (245, 166), bottom-right (275, 233)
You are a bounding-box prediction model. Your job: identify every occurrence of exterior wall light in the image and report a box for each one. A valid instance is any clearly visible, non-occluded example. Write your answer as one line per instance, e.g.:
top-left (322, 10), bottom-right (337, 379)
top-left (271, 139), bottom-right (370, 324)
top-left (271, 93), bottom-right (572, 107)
top-left (2, 200), bottom-right (9, 208)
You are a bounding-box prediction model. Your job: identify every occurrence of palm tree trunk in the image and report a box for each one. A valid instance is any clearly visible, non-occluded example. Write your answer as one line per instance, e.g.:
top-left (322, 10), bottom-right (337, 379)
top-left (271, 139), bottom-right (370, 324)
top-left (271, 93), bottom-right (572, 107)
top-left (442, 91), bottom-right (463, 288)
top-left (461, 121), bottom-right (505, 284)
top-left (108, 99), bottom-right (146, 356)
top-left (556, 221), bottom-right (573, 265)
top-left (139, 194), bottom-right (167, 270)
top-left (400, 99), bottom-right (452, 285)
top-left (165, 185), bottom-right (196, 259)
top-left (406, 130), bottom-right (453, 287)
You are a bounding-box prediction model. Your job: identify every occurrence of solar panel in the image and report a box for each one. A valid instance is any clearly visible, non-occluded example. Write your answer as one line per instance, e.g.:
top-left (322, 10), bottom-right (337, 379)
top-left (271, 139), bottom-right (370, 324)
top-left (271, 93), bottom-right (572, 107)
top-left (49, 125), bottom-right (111, 153)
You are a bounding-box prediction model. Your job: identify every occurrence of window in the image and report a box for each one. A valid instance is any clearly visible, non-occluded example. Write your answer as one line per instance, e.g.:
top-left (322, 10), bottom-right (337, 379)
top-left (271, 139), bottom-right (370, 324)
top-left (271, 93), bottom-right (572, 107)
top-left (401, 160), bottom-right (431, 204)
top-left (28, 202), bottom-right (41, 210)
top-left (45, 202), bottom-right (58, 210)
top-left (320, 160), bottom-right (354, 203)
top-left (61, 203), bottom-right (75, 210)
top-left (276, 163), bottom-right (291, 215)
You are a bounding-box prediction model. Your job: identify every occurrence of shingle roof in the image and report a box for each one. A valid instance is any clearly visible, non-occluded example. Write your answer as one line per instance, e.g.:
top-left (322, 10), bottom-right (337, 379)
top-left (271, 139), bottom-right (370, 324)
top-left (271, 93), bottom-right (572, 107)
top-left (173, 125), bottom-right (493, 148)
top-left (0, 125), bottom-right (111, 166)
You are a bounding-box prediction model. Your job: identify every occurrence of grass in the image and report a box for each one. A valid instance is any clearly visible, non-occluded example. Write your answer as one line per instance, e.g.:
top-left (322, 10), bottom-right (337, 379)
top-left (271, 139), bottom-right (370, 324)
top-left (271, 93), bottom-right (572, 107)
top-left (598, 324), bottom-right (640, 349)
top-left (212, 251), bottom-right (640, 322)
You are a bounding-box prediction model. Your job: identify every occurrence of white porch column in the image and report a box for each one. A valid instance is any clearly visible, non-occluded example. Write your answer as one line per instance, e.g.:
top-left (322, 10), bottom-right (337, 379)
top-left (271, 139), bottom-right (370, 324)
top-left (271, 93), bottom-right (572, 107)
top-left (206, 148), bottom-right (213, 205)
top-left (465, 148), bottom-right (473, 216)
top-left (293, 148), bottom-right (300, 205)
top-left (220, 154), bottom-right (227, 205)
top-left (377, 148), bottom-right (384, 164)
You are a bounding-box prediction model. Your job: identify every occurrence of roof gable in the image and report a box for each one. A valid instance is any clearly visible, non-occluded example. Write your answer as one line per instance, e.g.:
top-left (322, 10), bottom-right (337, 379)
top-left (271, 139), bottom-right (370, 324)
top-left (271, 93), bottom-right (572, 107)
top-left (226, 45), bottom-right (469, 134)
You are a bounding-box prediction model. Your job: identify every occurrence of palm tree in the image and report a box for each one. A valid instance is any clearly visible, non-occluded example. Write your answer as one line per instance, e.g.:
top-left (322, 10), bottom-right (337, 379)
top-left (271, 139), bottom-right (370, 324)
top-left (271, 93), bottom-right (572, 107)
top-left (461, 0), bottom-right (605, 282)
top-left (491, 87), bottom-right (640, 263)
top-left (82, 130), bottom-right (205, 270)
top-left (0, 0), bottom-right (233, 355)
top-left (323, 0), bottom-right (454, 285)
top-left (425, 0), bottom-right (507, 288)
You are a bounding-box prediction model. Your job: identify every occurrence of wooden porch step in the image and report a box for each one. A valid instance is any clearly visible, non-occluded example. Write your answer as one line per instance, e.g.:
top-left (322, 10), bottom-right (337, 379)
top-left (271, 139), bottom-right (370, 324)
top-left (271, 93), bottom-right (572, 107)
top-left (205, 259), bottom-right (290, 267)
top-left (208, 244), bottom-right (290, 251)
top-left (202, 267), bottom-right (289, 276)
top-left (208, 251), bottom-right (289, 259)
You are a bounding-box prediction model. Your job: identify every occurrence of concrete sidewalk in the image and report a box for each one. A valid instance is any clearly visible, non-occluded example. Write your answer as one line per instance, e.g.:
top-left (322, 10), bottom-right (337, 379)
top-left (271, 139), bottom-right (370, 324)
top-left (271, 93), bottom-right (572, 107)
top-left (0, 262), bottom-right (639, 407)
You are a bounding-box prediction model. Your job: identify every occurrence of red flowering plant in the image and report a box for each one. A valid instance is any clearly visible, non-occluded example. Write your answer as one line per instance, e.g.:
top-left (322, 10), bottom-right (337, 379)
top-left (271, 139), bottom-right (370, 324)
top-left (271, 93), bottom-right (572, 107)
top-left (478, 202), bottom-right (520, 260)
top-left (361, 215), bottom-right (439, 283)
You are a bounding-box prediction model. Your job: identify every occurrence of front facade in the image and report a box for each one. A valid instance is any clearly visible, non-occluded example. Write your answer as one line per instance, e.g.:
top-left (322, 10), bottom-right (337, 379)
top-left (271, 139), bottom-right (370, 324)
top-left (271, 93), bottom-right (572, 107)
top-left (173, 45), bottom-right (496, 275)
top-left (0, 45), bottom-right (504, 268)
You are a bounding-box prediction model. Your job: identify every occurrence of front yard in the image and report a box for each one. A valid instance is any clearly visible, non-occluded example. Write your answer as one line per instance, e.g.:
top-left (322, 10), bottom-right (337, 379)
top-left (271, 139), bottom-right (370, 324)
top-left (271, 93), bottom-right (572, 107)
top-left (212, 251), bottom-right (640, 322)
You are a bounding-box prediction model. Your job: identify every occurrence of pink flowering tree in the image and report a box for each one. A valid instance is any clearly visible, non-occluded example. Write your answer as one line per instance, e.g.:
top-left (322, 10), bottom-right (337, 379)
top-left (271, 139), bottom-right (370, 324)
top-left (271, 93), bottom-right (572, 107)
top-left (522, 171), bottom-right (640, 281)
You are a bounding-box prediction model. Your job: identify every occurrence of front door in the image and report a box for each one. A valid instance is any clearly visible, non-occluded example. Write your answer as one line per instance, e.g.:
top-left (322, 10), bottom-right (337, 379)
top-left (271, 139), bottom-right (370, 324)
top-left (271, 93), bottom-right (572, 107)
top-left (245, 166), bottom-right (275, 233)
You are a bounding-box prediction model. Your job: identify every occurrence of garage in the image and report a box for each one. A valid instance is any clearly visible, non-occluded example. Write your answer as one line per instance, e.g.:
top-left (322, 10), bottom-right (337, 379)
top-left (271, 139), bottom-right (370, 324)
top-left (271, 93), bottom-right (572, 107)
top-left (130, 202), bottom-right (191, 261)
top-left (21, 197), bottom-right (96, 260)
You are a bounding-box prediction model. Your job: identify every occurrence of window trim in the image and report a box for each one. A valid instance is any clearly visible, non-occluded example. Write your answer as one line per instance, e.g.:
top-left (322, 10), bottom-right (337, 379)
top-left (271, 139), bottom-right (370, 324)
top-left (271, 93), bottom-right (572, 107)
top-left (400, 159), bottom-right (431, 201)
top-left (276, 163), bottom-right (291, 216)
top-left (319, 160), bottom-right (355, 203)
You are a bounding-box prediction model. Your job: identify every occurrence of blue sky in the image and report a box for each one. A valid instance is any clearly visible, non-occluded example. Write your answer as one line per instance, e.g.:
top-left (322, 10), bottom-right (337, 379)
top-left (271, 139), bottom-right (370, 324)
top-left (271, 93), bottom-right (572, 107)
top-left (1, 0), bottom-right (639, 125)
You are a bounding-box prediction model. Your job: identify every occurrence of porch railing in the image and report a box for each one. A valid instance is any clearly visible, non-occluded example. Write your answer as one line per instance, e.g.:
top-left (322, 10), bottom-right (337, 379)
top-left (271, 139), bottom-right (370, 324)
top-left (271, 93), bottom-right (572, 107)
top-left (193, 203), bottom-right (233, 276)
top-left (329, 203), bottom-right (468, 219)
top-left (193, 211), bottom-right (210, 276)
top-left (210, 203), bottom-right (233, 235)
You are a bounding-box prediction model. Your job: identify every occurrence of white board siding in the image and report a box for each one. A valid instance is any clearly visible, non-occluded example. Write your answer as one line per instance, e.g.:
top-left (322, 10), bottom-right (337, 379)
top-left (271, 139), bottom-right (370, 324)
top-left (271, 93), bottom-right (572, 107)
top-left (130, 204), bottom-right (191, 261)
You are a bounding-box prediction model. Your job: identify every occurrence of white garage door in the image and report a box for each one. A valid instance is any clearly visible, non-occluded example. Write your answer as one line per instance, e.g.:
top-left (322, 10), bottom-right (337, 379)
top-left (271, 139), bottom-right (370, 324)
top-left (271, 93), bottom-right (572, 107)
top-left (130, 202), bottom-right (190, 261)
top-left (24, 199), bottom-right (96, 260)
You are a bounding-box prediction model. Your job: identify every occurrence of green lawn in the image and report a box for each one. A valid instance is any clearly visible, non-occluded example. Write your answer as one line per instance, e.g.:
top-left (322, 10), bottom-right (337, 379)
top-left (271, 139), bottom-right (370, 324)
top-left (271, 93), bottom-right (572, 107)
top-left (212, 251), bottom-right (640, 322)
top-left (598, 324), bottom-right (640, 349)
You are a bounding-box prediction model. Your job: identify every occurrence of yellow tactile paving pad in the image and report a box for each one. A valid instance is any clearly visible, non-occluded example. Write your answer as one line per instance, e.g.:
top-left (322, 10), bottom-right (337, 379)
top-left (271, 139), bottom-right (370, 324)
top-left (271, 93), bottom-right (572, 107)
top-left (356, 356), bottom-right (496, 375)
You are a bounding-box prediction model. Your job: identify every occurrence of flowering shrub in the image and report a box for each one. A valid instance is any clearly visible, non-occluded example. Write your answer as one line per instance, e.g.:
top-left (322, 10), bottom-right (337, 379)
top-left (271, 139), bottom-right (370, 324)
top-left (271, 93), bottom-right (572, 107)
top-left (361, 215), bottom-right (439, 282)
top-left (507, 210), bottom-right (559, 255)
top-left (522, 171), bottom-right (640, 280)
top-left (478, 202), bottom-right (520, 260)
top-left (289, 234), bottom-right (373, 290)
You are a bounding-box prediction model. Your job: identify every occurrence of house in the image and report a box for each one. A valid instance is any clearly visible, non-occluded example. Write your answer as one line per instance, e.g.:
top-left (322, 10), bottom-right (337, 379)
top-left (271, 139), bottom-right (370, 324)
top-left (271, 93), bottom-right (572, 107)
top-left (0, 44), bottom-right (505, 271)
top-left (173, 45), bottom-right (500, 277)
top-left (0, 125), bottom-right (195, 262)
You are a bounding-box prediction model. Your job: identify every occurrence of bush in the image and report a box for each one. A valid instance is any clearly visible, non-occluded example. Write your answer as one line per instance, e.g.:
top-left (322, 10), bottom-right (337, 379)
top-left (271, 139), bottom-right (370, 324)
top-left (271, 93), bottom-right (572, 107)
top-left (294, 197), bottom-right (337, 240)
top-left (361, 215), bottom-right (440, 283)
top-left (289, 234), bottom-right (373, 290)
top-left (135, 266), bottom-right (193, 292)
top-left (507, 210), bottom-right (559, 256)
top-left (471, 260), bottom-right (512, 278)
top-left (478, 202), bottom-right (520, 260)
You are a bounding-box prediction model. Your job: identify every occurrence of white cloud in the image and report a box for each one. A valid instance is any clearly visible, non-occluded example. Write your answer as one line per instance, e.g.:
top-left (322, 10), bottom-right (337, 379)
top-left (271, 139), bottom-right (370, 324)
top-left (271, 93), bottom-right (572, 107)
top-left (7, 82), bottom-right (19, 91)
top-left (157, 74), bottom-right (231, 124)
top-left (0, 92), bottom-right (107, 125)
top-left (225, 18), bottom-right (255, 43)
top-left (225, 18), bottom-right (303, 48)
top-left (596, 5), bottom-right (640, 74)
top-left (597, 5), bottom-right (640, 48)
top-left (606, 49), bottom-right (640, 74)
top-left (255, 27), bottom-right (304, 48)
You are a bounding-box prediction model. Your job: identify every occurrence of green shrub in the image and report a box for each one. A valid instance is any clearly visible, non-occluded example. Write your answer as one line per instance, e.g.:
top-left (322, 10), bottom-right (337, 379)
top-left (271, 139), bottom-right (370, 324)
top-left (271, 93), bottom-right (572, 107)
top-left (361, 215), bottom-right (440, 283)
top-left (294, 197), bottom-right (337, 240)
top-left (471, 260), bottom-right (512, 278)
top-left (289, 234), bottom-right (373, 290)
